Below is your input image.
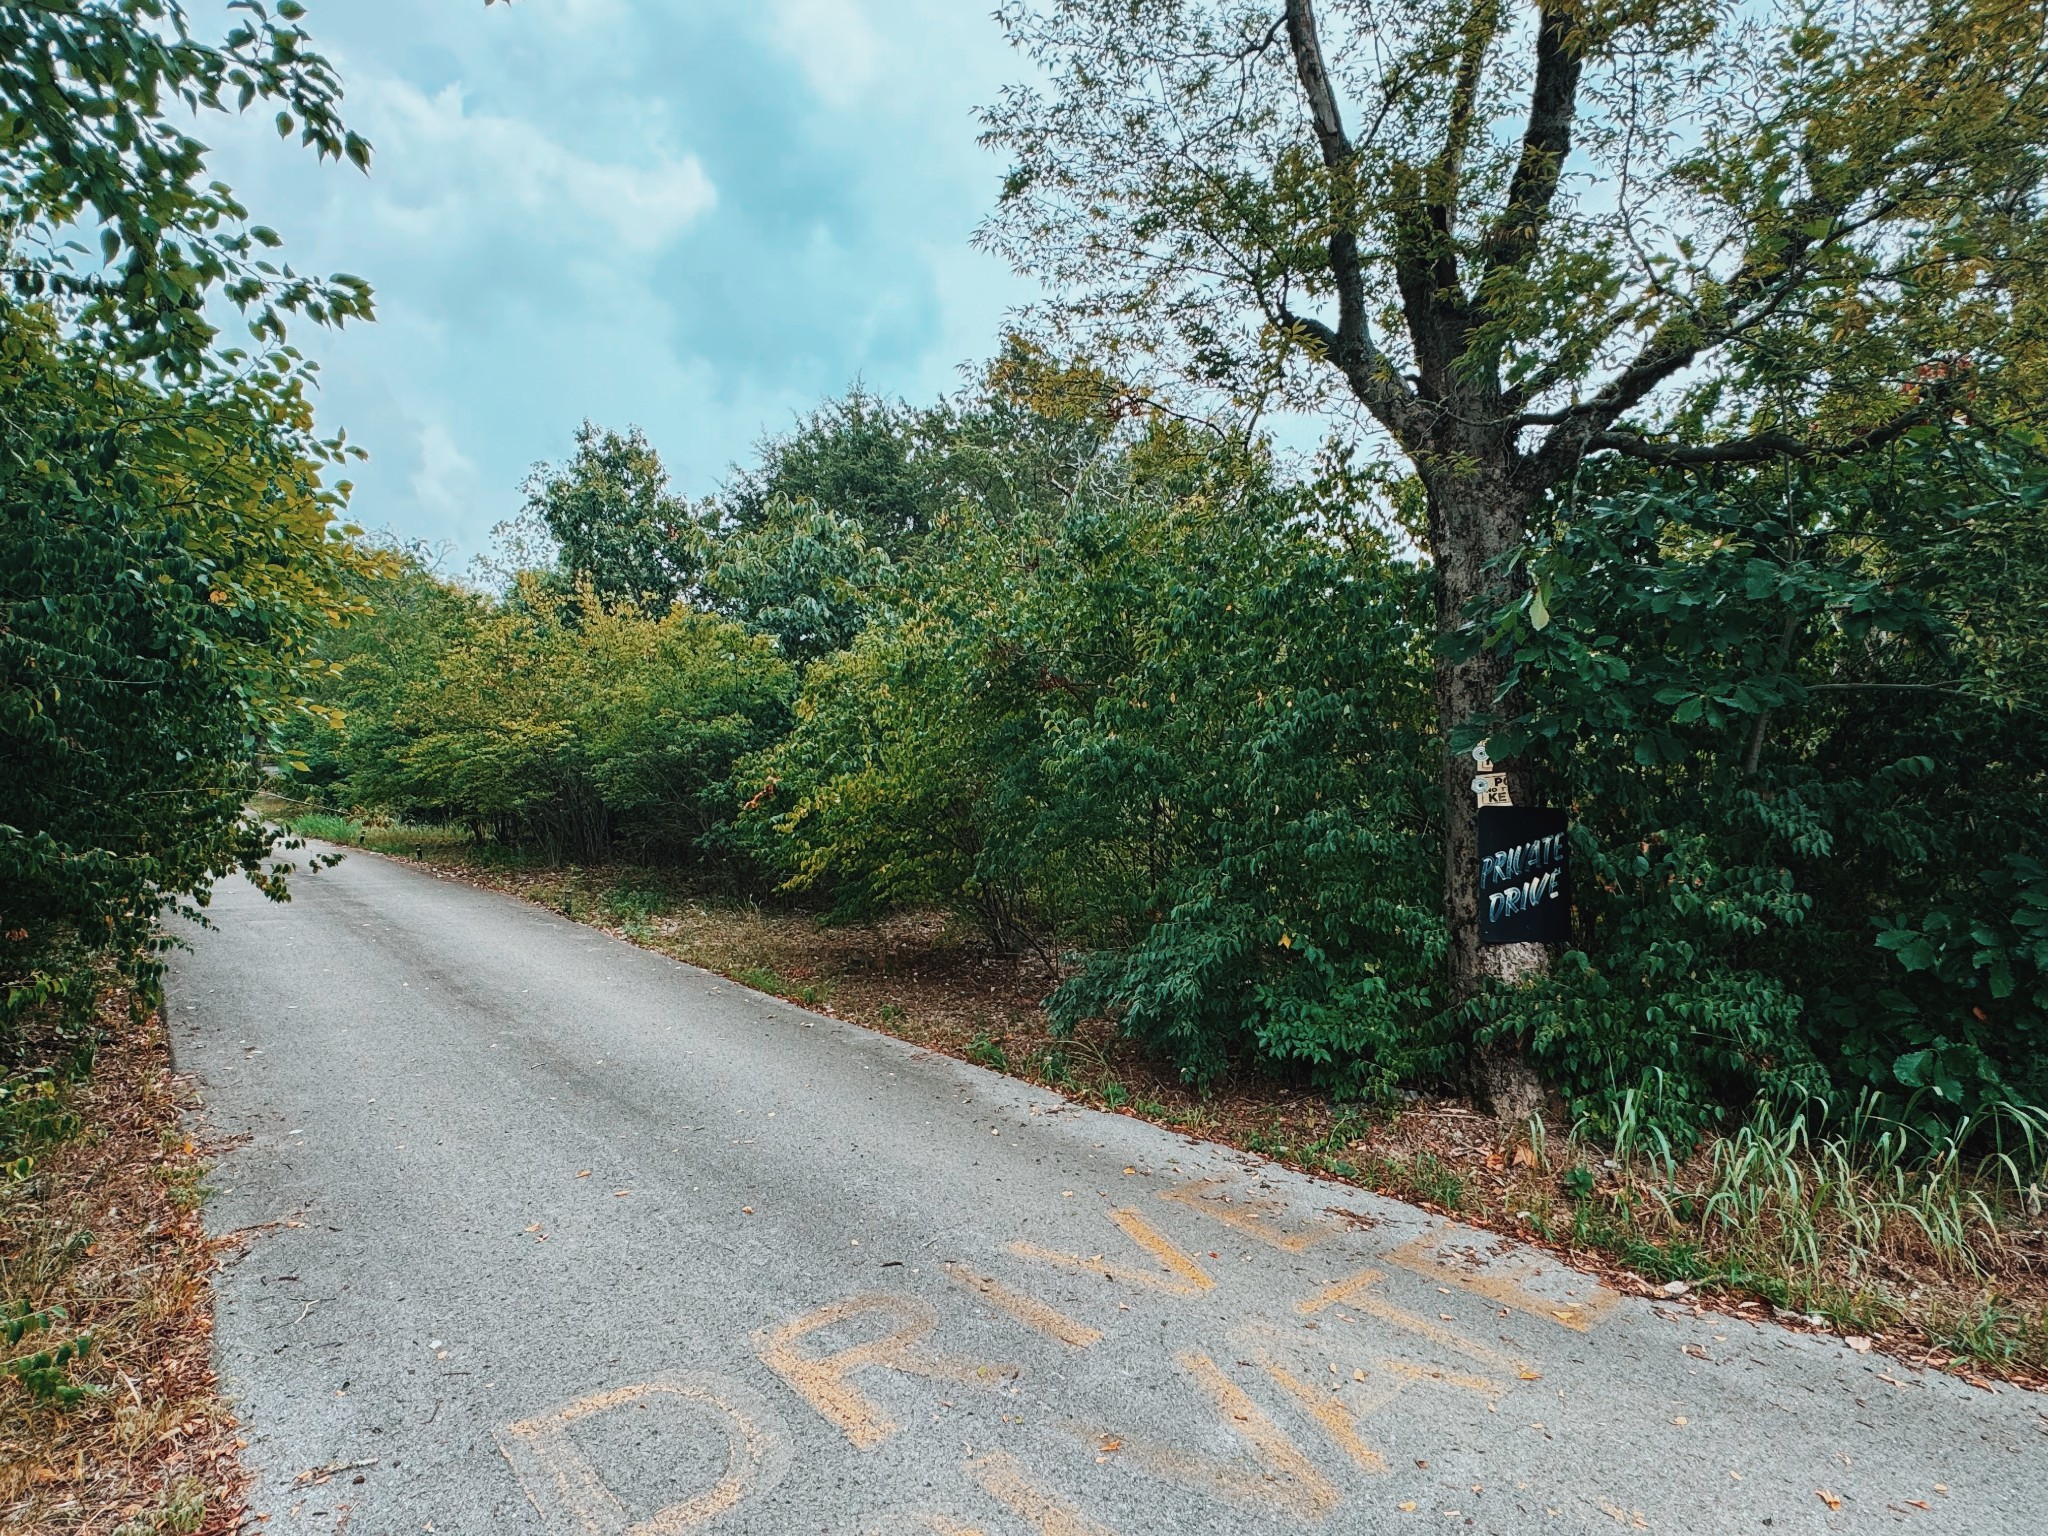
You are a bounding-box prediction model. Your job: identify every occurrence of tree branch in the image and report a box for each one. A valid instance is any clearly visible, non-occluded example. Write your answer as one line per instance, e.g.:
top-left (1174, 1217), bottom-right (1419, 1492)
top-left (1281, 0), bottom-right (1418, 430)
top-left (1422, 1), bottom-right (1499, 305)
top-left (1585, 402), bottom-right (1934, 465)
top-left (1284, 0), bottom-right (1353, 164)
top-left (1477, 2), bottom-right (1584, 288)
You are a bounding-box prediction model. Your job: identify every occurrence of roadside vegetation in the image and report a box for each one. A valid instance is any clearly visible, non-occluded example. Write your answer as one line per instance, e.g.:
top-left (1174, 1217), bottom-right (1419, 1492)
top-left (1, 4), bottom-right (375, 1527)
top-left (285, 390), bottom-right (2048, 1146)
top-left (0, 992), bottom-right (245, 1535)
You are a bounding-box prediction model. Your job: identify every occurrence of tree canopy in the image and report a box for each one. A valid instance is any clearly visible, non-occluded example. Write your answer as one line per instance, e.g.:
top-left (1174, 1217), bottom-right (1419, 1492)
top-left (978, 0), bottom-right (2048, 1106)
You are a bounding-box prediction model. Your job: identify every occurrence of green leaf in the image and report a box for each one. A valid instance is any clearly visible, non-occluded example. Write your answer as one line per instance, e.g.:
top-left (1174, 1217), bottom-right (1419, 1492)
top-left (1893, 1049), bottom-right (1935, 1088)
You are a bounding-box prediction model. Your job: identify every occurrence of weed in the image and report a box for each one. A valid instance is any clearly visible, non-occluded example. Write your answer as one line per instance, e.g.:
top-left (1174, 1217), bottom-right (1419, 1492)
top-left (152, 1161), bottom-right (207, 1212)
top-left (1407, 1152), bottom-right (1466, 1211)
top-left (601, 887), bottom-right (668, 924)
top-left (112, 1475), bottom-right (208, 1536)
top-left (1931, 1300), bottom-right (2024, 1366)
top-left (285, 811), bottom-right (363, 844)
top-left (1796, 1283), bottom-right (1900, 1337)
top-left (967, 1032), bottom-right (1011, 1073)
top-left (1244, 1121), bottom-right (1288, 1158)
top-left (1033, 1049), bottom-right (1074, 1088)
top-left (1611, 1233), bottom-right (1704, 1283)
top-left (877, 1003), bottom-right (906, 1026)
top-left (1585, 1089), bottom-right (2048, 1285)
top-left (1100, 1078), bottom-right (1130, 1109)
top-left (732, 964), bottom-right (830, 1007)
top-left (1296, 1111), bottom-right (1371, 1164)
top-left (1562, 1164), bottom-right (1597, 1201)
top-left (2, 1068), bottom-right (83, 1179)
top-left (4, 1301), bottom-right (99, 1406)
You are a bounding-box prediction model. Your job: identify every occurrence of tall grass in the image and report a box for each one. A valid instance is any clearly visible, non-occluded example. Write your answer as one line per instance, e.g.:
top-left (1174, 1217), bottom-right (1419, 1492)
top-left (257, 798), bottom-right (479, 859)
top-left (1584, 1086), bottom-right (2048, 1282)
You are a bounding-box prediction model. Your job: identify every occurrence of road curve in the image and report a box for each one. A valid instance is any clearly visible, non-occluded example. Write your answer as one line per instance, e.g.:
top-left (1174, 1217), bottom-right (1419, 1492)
top-left (167, 848), bottom-right (2046, 1534)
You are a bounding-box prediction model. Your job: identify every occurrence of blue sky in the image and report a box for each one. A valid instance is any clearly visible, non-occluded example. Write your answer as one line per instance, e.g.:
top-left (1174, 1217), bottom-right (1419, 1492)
top-left (202, 0), bottom-right (1034, 558)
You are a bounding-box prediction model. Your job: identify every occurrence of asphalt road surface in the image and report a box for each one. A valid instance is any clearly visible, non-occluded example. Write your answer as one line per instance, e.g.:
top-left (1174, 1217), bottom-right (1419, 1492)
top-left (166, 849), bottom-right (2048, 1535)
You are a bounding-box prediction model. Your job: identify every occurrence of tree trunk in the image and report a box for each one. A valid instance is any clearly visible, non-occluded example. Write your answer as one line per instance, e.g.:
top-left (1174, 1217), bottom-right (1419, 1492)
top-left (1424, 459), bottom-right (1549, 1123)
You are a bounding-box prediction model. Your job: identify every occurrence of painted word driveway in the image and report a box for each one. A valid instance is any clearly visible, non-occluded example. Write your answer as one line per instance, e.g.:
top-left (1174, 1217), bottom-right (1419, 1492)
top-left (168, 852), bottom-right (2046, 1534)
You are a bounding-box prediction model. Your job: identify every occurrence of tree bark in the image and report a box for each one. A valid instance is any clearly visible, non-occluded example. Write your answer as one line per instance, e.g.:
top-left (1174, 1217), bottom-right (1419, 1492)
top-left (1422, 452), bottom-right (1550, 1122)
top-left (1282, 0), bottom-right (1580, 1120)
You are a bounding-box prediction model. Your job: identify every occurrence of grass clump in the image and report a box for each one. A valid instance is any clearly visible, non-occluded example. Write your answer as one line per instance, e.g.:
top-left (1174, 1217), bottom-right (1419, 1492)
top-left (966, 1032), bottom-right (1011, 1073)
top-left (733, 964), bottom-right (830, 1009)
top-left (1541, 1090), bottom-right (2048, 1370)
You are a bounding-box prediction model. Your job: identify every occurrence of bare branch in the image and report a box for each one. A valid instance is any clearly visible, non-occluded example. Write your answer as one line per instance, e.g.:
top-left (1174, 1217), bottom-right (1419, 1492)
top-left (1426, 1), bottom-right (1499, 222)
top-left (1284, 0), bottom-right (1353, 163)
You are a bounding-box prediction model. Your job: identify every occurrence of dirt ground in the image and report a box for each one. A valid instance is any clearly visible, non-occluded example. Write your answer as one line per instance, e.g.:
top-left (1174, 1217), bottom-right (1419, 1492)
top-left (1, 999), bottom-right (250, 1536)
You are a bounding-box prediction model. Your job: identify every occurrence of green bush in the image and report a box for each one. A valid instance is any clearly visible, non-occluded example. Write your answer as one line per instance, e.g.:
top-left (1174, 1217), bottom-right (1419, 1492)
top-left (1, 306), bottom-right (363, 1033)
top-left (744, 423), bottom-right (1445, 1094)
top-left (290, 575), bottom-right (794, 864)
top-left (1474, 436), bottom-right (2048, 1139)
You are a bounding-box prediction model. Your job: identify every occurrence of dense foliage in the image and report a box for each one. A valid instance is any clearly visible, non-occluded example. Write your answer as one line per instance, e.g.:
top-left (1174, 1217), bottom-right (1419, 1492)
top-left (1470, 437), bottom-right (2048, 1136)
top-left (978, 0), bottom-right (2048, 1118)
top-left (1, 2), bottom-right (371, 1037)
top-left (282, 572), bottom-right (791, 864)
top-left (738, 423), bottom-right (1443, 1095)
top-left (0, 306), bottom-right (361, 1028)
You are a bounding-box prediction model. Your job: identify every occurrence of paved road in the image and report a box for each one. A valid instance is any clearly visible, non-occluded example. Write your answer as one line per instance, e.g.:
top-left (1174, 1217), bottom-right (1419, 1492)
top-left (167, 850), bottom-right (2046, 1535)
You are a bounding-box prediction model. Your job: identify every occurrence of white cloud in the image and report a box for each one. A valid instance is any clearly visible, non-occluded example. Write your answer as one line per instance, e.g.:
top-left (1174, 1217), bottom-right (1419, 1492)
top-left (350, 74), bottom-right (715, 256)
top-left (409, 419), bottom-right (488, 527)
top-left (766, 0), bottom-right (884, 108)
top-left (194, 0), bottom-right (1030, 557)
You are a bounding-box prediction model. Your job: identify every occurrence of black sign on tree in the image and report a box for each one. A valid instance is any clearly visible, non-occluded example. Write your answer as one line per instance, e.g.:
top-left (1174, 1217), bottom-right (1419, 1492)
top-left (1477, 806), bottom-right (1572, 946)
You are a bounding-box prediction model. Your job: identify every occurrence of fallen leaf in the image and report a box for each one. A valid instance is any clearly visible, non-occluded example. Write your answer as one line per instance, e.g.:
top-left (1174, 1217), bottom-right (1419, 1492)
top-left (741, 1206), bottom-right (755, 1215)
top-left (1099, 1437), bottom-right (1121, 1453)
top-left (1816, 1489), bottom-right (1843, 1511)
top-left (575, 1170), bottom-right (591, 1179)
top-left (1398, 1502), bottom-right (1417, 1512)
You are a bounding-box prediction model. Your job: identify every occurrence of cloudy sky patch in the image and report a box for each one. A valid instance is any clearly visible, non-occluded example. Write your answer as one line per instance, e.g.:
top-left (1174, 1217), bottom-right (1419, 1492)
top-left (200, 0), bottom-right (1030, 556)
